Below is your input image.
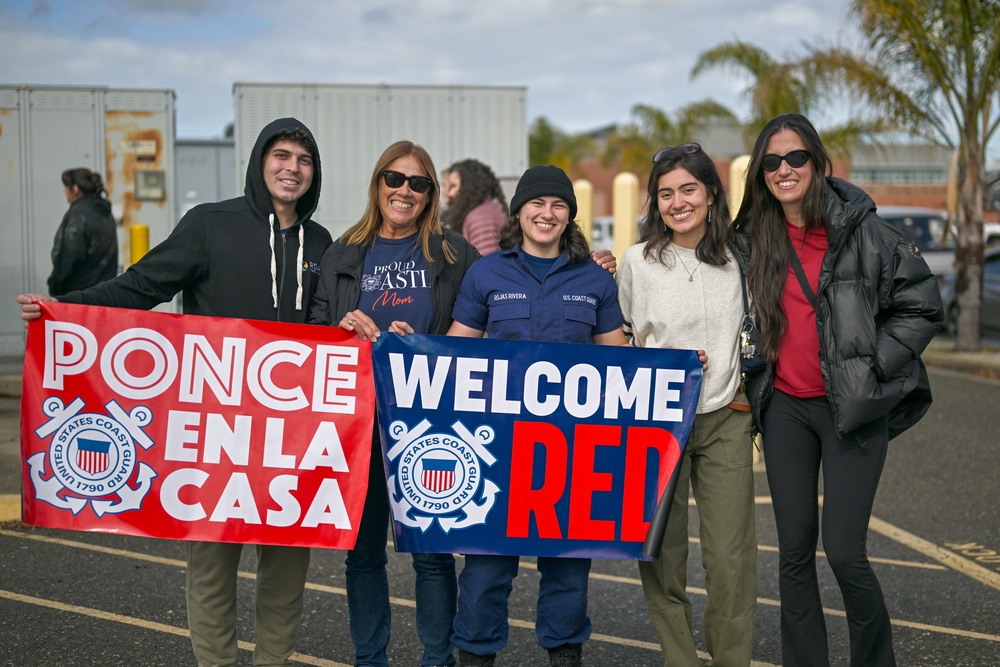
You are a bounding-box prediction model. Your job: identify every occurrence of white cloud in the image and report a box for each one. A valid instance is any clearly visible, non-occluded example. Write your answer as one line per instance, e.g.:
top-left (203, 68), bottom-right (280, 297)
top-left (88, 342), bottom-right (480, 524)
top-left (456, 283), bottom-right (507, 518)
top-left (1, 0), bottom-right (857, 138)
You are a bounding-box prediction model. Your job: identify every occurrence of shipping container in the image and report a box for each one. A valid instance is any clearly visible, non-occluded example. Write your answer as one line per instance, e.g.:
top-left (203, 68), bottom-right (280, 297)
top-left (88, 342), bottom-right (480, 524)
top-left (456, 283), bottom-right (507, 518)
top-left (233, 82), bottom-right (528, 238)
top-left (175, 138), bottom-right (236, 221)
top-left (0, 84), bottom-right (176, 354)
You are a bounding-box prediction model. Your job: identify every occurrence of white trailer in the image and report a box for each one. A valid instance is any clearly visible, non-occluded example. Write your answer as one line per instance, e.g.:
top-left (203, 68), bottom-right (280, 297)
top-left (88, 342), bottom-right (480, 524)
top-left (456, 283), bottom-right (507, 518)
top-left (0, 84), bottom-right (176, 355)
top-left (233, 82), bottom-right (528, 239)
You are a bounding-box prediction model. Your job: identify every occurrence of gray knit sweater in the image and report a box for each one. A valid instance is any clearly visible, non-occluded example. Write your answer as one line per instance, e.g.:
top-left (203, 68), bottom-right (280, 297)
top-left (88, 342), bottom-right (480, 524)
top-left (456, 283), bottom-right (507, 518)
top-left (617, 242), bottom-right (744, 413)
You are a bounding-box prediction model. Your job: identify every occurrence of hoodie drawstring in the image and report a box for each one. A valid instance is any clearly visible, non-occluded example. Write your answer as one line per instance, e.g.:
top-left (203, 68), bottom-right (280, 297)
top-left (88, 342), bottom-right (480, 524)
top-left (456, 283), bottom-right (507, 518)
top-left (268, 214), bottom-right (305, 312)
top-left (295, 224), bottom-right (304, 311)
top-left (269, 214), bottom-right (278, 308)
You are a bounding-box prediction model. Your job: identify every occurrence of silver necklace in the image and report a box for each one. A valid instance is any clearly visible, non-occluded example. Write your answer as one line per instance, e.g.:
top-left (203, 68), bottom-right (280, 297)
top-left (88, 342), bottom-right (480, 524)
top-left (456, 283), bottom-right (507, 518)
top-left (673, 247), bottom-right (700, 282)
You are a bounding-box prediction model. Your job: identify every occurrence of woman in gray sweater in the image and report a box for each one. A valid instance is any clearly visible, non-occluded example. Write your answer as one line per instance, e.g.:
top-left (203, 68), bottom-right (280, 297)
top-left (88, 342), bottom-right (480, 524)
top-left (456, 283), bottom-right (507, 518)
top-left (616, 144), bottom-right (756, 667)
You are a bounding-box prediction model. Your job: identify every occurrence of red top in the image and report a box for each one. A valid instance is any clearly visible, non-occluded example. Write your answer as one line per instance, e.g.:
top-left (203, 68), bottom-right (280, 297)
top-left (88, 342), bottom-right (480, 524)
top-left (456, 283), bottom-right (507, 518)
top-left (774, 220), bottom-right (827, 398)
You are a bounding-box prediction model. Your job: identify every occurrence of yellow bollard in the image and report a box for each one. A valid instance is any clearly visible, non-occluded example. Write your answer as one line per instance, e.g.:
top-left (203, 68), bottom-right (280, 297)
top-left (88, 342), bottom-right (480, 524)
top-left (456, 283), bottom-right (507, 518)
top-left (729, 155), bottom-right (751, 219)
top-left (574, 179), bottom-right (594, 245)
top-left (129, 224), bottom-right (149, 266)
top-left (612, 172), bottom-right (639, 261)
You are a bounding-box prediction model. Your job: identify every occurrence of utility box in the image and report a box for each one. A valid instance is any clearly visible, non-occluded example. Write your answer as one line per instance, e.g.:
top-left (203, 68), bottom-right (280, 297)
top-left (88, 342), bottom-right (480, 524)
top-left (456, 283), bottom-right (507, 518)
top-left (233, 82), bottom-right (528, 238)
top-left (0, 84), bottom-right (176, 355)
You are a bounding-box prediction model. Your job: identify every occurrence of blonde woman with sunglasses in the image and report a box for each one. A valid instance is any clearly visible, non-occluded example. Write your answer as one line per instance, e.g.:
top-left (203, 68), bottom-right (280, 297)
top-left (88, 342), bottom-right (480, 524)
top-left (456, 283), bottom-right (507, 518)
top-left (309, 140), bottom-right (481, 667)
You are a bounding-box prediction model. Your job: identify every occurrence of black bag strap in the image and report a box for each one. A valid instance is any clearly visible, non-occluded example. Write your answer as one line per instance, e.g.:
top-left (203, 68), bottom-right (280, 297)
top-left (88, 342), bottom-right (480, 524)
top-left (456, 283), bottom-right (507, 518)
top-left (787, 243), bottom-right (818, 311)
top-left (738, 264), bottom-right (751, 316)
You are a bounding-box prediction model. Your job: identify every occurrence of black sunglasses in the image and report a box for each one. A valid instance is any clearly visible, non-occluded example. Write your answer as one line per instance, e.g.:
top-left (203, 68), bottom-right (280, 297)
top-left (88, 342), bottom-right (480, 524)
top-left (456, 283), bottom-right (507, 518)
top-left (761, 150), bottom-right (811, 172)
top-left (652, 143), bottom-right (702, 163)
top-left (380, 169), bottom-right (434, 194)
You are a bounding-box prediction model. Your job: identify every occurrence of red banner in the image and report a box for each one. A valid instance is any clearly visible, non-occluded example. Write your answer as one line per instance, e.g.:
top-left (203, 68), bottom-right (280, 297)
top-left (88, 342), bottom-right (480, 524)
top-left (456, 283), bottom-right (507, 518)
top-left (20, 302), bottom-right (375, 549)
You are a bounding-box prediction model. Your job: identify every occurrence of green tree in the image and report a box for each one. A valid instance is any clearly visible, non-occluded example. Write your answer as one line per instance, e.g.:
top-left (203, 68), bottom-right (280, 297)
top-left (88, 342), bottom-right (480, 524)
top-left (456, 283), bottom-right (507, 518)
top-left (528, 116), bottom-right (596, 171)
top-left (808, 0), bottom-right (1000, 351)
top-left (601, 101), bottom-right (738, 175)
top-left (690, 40), bottom-right (889, 156)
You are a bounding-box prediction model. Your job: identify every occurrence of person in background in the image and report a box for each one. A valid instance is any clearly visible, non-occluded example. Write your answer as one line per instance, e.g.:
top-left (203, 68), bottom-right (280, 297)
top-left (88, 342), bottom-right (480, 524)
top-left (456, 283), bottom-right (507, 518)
top-left (733, 112), bottom-right (943, 667)
top-left (440, 167), bottom-right (455, 226)
top-left (447, 165), bottom-right (627, 667)
top-left (443, 167), bottom-right (461, 209)
top-left (308, 140), bottom-right (480, 667)
top-left (443, 159), bottom-right (508, 255)
top-left (617, 143), bottom-right (756, 667)
top-left (18, 117), bottom-right (332, 667)
top-left (48, 168), bottom-right (118, 297)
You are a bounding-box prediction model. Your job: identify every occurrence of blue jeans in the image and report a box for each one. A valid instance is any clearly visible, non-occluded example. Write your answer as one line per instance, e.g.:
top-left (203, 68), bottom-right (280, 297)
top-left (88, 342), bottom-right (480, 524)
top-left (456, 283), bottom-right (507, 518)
top-left (346, 434), bottom-right (457, 667)
top-left (452, 554), bottom-right (592, 656)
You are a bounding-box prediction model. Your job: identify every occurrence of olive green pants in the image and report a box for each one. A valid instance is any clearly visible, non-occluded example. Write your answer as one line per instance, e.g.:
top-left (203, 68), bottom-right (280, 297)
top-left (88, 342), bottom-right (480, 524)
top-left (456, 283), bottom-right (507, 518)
top-left (186, 541), bottom-right (311, 667)
top-left (638, 405), bottom-right (756, 667)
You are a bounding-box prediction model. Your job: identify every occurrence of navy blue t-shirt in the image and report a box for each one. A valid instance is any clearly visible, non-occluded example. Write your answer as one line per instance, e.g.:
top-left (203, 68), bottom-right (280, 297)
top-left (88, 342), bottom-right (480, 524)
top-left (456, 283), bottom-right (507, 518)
top-left (357, 235), bottom-right (435, 334)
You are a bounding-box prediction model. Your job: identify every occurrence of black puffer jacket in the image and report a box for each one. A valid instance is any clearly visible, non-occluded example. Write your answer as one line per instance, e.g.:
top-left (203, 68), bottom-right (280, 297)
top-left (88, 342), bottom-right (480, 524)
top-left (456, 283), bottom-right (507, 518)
top-left (308, 228), bottom-right (480, 335)
top-left (734, 177), bottom-right (944, 440)
top-left (48, 194), bottom-right (118, 297)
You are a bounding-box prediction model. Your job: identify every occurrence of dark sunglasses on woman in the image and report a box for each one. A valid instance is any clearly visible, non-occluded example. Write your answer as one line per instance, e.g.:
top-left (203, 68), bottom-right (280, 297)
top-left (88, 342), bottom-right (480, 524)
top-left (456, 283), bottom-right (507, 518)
top-left (652, 143), bottom-right (702, 163)
top-left (761, 150), bottom-right (811, 172)
top-left (381, 169), bottom-right (434, 193)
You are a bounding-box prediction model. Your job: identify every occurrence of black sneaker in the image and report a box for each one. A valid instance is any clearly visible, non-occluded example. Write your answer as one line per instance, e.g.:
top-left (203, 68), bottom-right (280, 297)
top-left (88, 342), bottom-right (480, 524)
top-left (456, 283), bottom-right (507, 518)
top-left (458, 649), bottom-right (496, 667)
top-left (548, 642), bottom-right (582, 667)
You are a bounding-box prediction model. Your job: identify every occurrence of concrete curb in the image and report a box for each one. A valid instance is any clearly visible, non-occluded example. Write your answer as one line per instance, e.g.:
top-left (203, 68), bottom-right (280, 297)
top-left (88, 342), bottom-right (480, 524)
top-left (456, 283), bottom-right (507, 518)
top-left (923, 354), bottom-right (1000, 379)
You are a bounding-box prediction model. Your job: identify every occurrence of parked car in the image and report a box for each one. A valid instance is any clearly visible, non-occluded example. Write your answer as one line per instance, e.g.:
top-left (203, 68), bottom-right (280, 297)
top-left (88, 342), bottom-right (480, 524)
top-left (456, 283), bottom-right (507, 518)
top-left (984, 222), bottom-right (1000, 246)
top-left (940, 245), bottom-right (1000, 337)
top-left (877, 206), bottom-right (956, 277)
top-left (590, 216), bottom-right (615, 253)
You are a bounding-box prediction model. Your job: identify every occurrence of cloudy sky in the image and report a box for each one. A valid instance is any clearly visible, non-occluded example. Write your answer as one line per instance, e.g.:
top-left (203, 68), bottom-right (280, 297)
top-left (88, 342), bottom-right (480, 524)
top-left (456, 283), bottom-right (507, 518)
top-left (2, 0), bottom-right (859, 139)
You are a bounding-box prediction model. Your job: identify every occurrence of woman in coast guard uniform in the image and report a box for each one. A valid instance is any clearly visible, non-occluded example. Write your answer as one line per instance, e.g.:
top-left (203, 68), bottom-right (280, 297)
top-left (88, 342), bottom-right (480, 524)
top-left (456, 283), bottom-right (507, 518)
top-left (446, 165), bottom-right (626, 667)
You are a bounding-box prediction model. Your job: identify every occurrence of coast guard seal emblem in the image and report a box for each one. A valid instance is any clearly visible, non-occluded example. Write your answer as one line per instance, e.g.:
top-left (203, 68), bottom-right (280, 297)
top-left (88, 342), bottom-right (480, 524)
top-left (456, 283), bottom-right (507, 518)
top-left (385, 418), bottom-right (500, 533)
top-left (27, 396), bottom-right (157, 516)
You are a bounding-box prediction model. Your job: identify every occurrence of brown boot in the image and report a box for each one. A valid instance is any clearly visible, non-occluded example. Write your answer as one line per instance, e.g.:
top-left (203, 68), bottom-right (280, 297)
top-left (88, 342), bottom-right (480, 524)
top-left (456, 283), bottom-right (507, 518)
top-left (548, 643), bottom-right (582, 666)
top-left (458, 649), bottom-right (496, 667)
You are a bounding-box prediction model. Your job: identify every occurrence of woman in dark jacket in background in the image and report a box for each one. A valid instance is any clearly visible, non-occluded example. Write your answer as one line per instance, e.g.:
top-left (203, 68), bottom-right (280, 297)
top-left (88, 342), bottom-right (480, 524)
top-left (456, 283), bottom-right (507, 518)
top-left (732, 113), bottom-right (942, 667)
top-left (48, 168), bottom-right (118, 296)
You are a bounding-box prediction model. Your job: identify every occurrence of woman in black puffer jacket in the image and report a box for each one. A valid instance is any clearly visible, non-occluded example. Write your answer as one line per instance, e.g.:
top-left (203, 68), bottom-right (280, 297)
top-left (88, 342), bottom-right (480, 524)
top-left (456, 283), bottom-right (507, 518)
top-left (732, 113), bottom-right (942, 667)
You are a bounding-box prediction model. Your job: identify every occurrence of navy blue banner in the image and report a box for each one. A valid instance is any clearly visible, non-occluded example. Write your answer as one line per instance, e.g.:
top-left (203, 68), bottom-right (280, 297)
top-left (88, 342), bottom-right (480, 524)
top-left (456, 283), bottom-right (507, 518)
top-left (371, 334), bottom-right (702, 560)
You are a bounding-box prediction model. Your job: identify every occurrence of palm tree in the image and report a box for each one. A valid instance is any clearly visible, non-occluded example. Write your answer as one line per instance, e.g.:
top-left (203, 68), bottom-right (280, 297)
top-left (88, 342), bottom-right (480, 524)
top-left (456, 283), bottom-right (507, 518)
top-left (601, 101), bottom-right (738, 175)
top-left (808, 0), bottom-right (1000, 351)
top-left (690, 41), bottom-right (890, 157)
top-left (691, 40), bottom-right (814, 144)
top-left (528, 116), bottom-right (597, 171)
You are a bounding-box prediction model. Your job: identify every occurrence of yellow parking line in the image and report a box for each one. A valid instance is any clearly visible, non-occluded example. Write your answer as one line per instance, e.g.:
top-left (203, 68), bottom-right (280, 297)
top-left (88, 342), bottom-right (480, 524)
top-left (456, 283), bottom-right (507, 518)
top-left (868, 515), bottom-right (1000, 591)
top-left (749, 495), bottom-right (997, 585)
top-left (0, 494), bottom-right (20, 522)
top-left (3, 527), bottom-right (998, 649)
top-left (0, 589), bottom-right (349, 667)
top-left (753, 542), bottom-right (945, 571)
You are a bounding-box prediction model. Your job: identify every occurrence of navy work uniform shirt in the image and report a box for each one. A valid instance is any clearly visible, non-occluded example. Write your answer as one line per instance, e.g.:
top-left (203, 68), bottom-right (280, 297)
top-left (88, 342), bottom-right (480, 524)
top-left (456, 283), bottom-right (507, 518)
top-left (451, 244), bottom-right (623, 344)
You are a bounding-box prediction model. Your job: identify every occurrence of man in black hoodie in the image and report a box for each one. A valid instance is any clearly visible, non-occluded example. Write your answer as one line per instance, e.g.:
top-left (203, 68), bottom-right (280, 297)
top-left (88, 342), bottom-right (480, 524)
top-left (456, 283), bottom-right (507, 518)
top-left (18, 117), bottom-right (333, 666)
